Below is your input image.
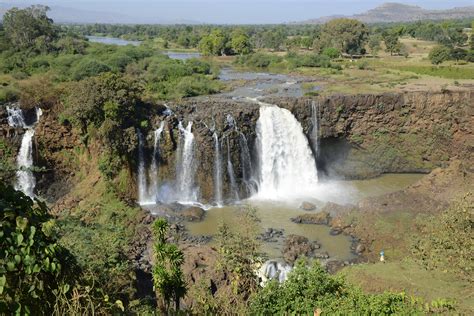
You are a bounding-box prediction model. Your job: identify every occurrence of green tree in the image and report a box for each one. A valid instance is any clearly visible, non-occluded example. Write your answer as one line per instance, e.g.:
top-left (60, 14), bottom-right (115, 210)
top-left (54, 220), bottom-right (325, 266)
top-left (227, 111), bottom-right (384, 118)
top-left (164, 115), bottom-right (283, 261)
top-left (429, 45), bottom-right (451, 65)
top-left (382, 31), bottom-right (402, 56)
top-left (320, 18), bottom-right (369, 55)
top-left (231, 30), bottom-right (252, 55)
top-left (198, 35), bottom-right (214, 56)
top-left (151, 219), bottom-right (186, 313)
top-left (3, 5), bottom-right (57, 52)
top-left (368, 34), bottom-right (382, 56)
top-left (0, 184), bottom-right (72, 314)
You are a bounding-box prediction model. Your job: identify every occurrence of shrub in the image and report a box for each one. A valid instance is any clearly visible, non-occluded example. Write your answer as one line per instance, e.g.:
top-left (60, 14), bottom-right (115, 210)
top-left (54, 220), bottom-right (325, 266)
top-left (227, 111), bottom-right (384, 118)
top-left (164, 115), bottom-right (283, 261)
top-left (429, 46), bottom-right (451, 65)
top-left (250, 260), bottom-right (426, 315)
top-left (322, 47), bottom-right (340, 59)
top-left (0, 184), bottom-right (72, 314)
top-left (71, 58), bottom-right (111, 80)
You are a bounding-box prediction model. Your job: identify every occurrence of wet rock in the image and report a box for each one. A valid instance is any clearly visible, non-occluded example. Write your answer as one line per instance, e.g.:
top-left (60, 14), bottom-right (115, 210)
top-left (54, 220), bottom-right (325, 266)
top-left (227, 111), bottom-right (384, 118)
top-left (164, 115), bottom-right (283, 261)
top-left (181, 207), bottom-right (206, 222)
top-left (291, 211), bottom-right (330, 225)
top-left (282, 234), bottom-right (315, 264)
top-left (329, 228), bottom-right (343, 236)
top-left (300, 201), bottom-right (317, 211)
top-left (355, 244), bottom-right (365, 254)
top-left (314, 251), bottom-right (330, 259)
top-left (259, 227), bottom-right (284, 242)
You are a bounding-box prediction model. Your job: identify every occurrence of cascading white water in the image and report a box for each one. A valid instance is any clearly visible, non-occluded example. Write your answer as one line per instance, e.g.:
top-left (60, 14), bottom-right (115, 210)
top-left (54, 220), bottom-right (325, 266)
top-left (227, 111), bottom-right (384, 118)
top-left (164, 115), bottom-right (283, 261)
top-left (15, 130), bottom-right (36, 197)
top-left (213, 132), bottom-right (223, 206)
top-left (6, 106), bottom-right (42, 198)
top-left (137, 129), bottom-right (152, 205)
top-left (310, 101), bottom-right (320, 158)
top-left (255, 105), bottom-right (318, 199)
top-left (148, 122), bottom-right (165, 202)
top-left (226, 138), bottom-right (240, 201)
top-left (175, 121), bottom-right (197, 203)
top-left (239, 132), bottom-right (256, 195)
top-left (7, 106), bottom-right (26, 127)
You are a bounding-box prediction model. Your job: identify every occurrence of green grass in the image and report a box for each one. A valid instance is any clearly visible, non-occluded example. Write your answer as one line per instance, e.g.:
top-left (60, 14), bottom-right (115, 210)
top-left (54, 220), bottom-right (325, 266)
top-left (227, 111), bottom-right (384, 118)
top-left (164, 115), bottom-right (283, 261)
top-left (341, 259), bottom-right (474, 314)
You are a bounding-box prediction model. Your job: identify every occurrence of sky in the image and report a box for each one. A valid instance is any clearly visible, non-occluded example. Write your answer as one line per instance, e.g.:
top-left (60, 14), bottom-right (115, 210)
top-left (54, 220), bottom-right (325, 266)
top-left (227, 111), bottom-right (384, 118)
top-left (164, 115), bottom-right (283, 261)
top-left (2, 0), bottom-right (474, 23)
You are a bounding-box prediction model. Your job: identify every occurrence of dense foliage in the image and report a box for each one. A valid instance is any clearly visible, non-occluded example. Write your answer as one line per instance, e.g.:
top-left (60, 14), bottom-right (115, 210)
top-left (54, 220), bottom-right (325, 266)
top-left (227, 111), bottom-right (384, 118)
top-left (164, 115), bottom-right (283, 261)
top-left (250, 259), bottom-right (443, 315)
top-left (0, 184), bottom-right (70, 314)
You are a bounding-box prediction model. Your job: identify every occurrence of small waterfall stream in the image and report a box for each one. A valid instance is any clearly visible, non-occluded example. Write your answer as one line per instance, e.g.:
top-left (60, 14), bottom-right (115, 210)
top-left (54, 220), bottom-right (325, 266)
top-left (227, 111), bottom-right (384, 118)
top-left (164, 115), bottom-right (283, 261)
top-left (175, 121), bottom-right (197, 203)
top-left (255, 105), bottom-right (318, 199)
top-left (148, 122), bottom-right (165, 202)
top-left (213, 132), bottom-right (223, 206)
top-left (310, 101), bottom-right (320, 158)
top-left (137, 129), bottom-right (151, 205)
top-left (226, 138), bottom-right (240, 201)
top-left (6, 106), bottom-right (42, 198)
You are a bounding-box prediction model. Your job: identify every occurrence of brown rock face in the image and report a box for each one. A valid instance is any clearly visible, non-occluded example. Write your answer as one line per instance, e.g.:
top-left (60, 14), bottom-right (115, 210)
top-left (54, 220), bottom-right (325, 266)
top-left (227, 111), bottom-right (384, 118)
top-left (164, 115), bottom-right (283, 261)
top-left (282, 234), bottom-right (316, 264)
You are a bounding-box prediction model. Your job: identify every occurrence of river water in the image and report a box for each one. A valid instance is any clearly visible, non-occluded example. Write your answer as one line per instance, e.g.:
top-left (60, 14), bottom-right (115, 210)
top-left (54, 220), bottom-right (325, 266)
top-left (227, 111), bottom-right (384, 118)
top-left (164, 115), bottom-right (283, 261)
top-left (186, 173), bottom-right (423, 261)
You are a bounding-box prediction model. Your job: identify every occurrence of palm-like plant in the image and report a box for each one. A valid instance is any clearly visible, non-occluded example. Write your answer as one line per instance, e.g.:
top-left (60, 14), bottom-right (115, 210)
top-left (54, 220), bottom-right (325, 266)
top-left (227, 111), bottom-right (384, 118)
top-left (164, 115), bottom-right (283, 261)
top-left (151, 219), bottom-right (187, 313)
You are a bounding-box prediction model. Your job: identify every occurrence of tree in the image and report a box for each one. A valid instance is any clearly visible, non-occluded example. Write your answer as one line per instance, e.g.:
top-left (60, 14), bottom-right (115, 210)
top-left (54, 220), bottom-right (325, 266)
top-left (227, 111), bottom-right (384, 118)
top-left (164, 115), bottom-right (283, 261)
top-left (198, 35), bottom-right (214, 56)
top-left (230, 30), bottom-right (252, 55)
top-left (212, 29), bottom-right (229, 55)
top-left (320, 18), bottom-right (369, 55)
top-left (151, 219), bottom-right (186, 313)
top-left (368, 34), bottom-right (382, 56)
top-left (383, 31), bottom-right (402, 56)
top-left (2, 5), bottom-right (57, 52)
top-left (450, 48), bottom-right (467, 62)
top-left (429, 46), bottom-right (451, 65)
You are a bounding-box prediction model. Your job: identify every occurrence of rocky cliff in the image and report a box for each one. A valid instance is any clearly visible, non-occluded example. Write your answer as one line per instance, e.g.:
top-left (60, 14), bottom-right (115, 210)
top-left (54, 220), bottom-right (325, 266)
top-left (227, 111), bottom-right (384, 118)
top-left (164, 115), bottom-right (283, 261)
top-left (1, 90), bottom-right (472, 203)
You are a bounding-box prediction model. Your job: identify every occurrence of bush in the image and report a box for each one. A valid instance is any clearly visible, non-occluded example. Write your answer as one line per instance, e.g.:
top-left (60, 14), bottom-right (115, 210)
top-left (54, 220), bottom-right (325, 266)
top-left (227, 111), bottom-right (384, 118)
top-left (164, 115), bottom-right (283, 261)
top-left (429, 46), bottom-right (451, 65)
top-left (322, 47), bottom-right (340, 59)
top-left (174, 75), bottom-right (221, 98)
top-left (250, 260), bottom-right (426, 315)
top-left (0, 184), bottom-right (73, 314)
top-left (411, 194), bottom-right (473, 281)
top-left (71, 58), bottom-right (111, 80)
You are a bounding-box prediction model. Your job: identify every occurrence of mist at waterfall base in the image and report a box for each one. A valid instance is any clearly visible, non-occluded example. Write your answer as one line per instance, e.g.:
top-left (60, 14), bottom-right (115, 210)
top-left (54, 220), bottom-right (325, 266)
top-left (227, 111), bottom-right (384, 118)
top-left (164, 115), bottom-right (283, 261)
top-left (6, 106), bottom-right (43, 198)
top-left (136, 102), bottom-right (368, 212)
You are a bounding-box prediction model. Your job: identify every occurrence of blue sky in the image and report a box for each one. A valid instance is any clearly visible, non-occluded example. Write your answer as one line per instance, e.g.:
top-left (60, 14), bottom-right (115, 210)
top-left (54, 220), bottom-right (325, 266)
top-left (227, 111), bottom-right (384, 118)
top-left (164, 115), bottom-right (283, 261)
top-left (3, 0), bottom-right (474, 23)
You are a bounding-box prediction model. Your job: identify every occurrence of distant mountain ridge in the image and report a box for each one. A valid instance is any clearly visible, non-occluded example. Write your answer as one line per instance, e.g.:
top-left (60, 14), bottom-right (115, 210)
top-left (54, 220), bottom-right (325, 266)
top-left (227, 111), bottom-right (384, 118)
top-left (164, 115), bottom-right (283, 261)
top-left (298, 2), bottom-right (474, 24)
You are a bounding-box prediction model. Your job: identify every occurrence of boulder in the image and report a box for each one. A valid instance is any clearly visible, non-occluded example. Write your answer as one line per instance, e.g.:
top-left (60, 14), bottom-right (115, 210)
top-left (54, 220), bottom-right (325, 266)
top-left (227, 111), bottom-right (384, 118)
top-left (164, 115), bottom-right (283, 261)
top-left (355, 244), bottom-right (365, 254)
top-left (291, 211), bottom-right (330, 225)
top-left (299, 201), bottom-right (317, 211)
top-left (282, 234), bottom-right (315, 264)
top-left (181, 207), bottom-right (205, 222)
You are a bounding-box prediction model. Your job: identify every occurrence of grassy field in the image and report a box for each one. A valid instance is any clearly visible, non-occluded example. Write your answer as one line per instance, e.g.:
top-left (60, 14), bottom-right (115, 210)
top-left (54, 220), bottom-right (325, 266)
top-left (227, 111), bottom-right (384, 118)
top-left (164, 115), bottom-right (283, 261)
top-left (341, 260), bottom-right (474, 313)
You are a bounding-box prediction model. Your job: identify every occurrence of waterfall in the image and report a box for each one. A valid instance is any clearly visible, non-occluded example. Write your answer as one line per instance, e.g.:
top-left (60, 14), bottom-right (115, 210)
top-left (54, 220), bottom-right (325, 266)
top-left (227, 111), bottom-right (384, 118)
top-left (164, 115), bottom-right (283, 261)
top-left (255, 105), bottom-right (318, 199)
top-left (7, 107), bottom-right (42, 198)
top-left (137, 129), bottom-right (152, 205)
top-left (213, 132), bottom-right (223, 206)
top-left (15, 130), bottom-right (36, 197)
top-left (226, 138), bottom-right (240, 201)
top-left (239, 132), bottom-right (256, 195)
top-left (175, 121), bottom-right (197, 203)
top-left (310, 101), bottom-right (320, 158)
top-left (6, 106), bottom-right (26, 127)
top-left (148, 122), bottom-right (165, 202)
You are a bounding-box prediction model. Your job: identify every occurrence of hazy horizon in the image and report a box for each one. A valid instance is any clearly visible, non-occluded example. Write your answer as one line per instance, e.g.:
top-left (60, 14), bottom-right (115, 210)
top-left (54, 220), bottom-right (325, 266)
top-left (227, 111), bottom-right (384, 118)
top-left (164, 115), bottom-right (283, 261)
top-left (1, 0), bottom-right (473, 24)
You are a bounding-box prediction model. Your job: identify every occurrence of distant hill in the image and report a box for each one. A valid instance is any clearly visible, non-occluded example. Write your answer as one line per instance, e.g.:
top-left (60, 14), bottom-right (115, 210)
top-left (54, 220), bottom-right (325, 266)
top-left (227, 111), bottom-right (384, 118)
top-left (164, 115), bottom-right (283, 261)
top-left (298, 2), bottom-right (474, 24)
